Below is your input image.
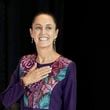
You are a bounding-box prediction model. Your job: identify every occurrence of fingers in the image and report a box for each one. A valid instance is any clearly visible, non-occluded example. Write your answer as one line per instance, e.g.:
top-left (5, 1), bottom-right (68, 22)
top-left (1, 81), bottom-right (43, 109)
top-left (35, 66), bottom-right (52, 74)
top-left (39, 74), bottom-right (49, 81)
top-left (39, 66), bottom-right (52, 74)
top-left (25, 66), bottom-right (52, 85)
top-left (38, 66), bottom-right (52, 72)
top-left (34, 66), bottom-right (52, 80)
top-left (29, 63), bottom-right (37, 72)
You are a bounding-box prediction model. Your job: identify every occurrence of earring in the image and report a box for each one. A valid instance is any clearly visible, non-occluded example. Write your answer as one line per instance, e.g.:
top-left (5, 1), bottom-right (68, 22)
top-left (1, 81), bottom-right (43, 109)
top-left (31, 38), bottom-right (34, 43)
top-left (53, 39), bottom-right (56, 51)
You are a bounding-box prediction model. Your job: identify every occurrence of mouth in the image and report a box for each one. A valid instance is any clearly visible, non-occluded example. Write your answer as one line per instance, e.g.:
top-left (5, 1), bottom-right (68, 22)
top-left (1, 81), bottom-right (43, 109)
top-left (39, 37), bottom-right (49, 41)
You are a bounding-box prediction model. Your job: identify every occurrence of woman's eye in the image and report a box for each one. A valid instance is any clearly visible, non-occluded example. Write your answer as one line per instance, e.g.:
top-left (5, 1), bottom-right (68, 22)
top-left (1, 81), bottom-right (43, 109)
top-left (46, 27), bottom-right (52, 30)
top-left (35, 27), bottom-right (41, 30)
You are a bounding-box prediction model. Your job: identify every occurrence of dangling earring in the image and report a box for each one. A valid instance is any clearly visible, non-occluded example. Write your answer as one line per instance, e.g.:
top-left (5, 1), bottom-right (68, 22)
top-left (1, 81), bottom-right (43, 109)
top-left (53, 39), bottom-right (56, 51)
top-left (31, 38), bottom-right (34, 43)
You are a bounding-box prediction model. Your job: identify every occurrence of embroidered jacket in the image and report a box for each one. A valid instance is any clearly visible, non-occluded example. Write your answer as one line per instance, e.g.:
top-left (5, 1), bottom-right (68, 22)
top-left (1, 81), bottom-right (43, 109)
top-left (0, 54), bottom-right (77, 110)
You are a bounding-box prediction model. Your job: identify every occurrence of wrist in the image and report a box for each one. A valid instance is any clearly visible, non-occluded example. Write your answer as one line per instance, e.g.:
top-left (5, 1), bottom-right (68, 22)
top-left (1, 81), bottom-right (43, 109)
top-left (20, 76), bottom-right (28, 87)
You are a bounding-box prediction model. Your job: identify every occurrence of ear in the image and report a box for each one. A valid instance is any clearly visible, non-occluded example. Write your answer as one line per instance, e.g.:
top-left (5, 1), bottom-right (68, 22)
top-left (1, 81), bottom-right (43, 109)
top-left (55, 29), bottom-right (59, 39)
top-left (29, 28), bottom-right (33, 38)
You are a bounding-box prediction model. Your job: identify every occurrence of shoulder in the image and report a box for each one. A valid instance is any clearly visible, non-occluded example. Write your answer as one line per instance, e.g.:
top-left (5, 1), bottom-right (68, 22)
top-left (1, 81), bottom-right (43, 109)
top-left (59, 56), bottom-right (76, 68)
top-left (19, 54), bottom-right (36, 72)
top-left (59, 56), bottom-right (77, 76)
top-left (20, 54), bottom-right (36, 62)
top-left (56, 55), bottom-right (76, 76)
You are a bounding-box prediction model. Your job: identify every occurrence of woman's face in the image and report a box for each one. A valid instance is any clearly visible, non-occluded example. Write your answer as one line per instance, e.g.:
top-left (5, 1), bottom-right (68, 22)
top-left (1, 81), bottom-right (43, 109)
top-left (30, 14), bottom-right (58, 49)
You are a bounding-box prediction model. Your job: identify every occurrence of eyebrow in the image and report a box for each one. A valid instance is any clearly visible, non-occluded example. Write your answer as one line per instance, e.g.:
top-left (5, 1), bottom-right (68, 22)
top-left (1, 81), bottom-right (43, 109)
top-left (34, 24), bottom-right (41, 26)
top-left (34, 24), bottom-right (53, 26)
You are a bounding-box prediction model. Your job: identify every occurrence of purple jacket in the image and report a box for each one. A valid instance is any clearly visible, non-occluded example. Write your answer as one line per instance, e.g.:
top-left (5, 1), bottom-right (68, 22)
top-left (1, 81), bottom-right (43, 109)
top-left (0, 55), bottom-right (77, 110)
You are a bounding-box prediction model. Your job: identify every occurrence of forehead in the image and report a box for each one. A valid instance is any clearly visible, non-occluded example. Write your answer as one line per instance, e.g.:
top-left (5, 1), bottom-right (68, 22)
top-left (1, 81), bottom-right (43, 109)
top-left (33, 14), bottom-right (55, 25)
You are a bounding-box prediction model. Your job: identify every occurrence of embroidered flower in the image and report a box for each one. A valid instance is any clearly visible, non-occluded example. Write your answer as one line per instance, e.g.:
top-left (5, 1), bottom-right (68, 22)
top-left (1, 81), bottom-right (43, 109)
top-left (20, 55), bottom-right (36, 72)
top-left (51, 60), bottom-right (62, 76)
top-left (51, 57), bottom-right (71, 76)
top-left (41, 77), bottom-right (58, 94)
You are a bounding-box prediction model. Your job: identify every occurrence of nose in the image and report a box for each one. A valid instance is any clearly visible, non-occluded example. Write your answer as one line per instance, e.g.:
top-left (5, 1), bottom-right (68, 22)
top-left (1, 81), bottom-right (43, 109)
top-left (41, 28), bottom-right (46, 35)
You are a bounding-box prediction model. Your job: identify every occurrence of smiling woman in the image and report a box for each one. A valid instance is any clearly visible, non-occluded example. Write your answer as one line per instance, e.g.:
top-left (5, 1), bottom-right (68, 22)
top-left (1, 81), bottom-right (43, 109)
top-left (30, 12), bottom-right (58, 51)
top-left (0, 11), bottom-right (77, 110)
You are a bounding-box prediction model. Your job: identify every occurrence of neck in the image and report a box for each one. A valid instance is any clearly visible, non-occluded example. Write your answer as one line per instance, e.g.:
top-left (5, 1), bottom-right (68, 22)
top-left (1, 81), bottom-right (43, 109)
top-left (36, 47), bottom-right (59, 64)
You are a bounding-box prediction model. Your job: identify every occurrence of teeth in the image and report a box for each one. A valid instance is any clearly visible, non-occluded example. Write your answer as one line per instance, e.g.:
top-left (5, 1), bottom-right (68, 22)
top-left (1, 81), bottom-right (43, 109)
top-left (39, 37), bottom-right (48, 41)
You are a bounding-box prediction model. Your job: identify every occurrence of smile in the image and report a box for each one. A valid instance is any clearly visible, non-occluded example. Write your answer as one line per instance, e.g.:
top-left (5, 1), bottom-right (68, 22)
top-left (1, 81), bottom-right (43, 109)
top-left (39, 37), bottom-right (49, 41)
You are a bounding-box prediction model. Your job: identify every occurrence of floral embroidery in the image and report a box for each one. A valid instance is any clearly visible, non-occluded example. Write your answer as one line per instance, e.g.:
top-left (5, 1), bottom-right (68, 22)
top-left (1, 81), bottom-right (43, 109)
top-left (20, 55), bottom-right (36, 73)
top-left (19, 54), bottom-right (71, 109)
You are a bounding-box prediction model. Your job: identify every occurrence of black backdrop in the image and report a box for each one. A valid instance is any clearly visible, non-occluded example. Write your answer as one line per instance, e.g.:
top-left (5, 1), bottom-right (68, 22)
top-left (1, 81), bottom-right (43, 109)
top-left (0, 0), bottom-right (91, 110)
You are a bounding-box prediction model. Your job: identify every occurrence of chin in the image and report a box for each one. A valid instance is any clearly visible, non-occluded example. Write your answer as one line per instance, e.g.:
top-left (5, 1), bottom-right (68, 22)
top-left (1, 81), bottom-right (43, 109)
top-left (36, 42), bottom-right (52, 48)
top-left (37, 44), bottom-right (51, 48)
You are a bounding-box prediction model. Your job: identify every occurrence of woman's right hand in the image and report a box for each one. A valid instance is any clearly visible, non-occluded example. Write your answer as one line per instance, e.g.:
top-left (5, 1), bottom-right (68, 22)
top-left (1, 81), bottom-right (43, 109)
top-left (21, 64), bottom-right (52, 86)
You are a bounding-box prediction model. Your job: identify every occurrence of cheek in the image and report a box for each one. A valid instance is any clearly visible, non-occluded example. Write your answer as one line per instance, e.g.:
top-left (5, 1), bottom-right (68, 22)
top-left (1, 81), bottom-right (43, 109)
top-left (34, 36), bottom-right (39, 42)
top-left (50, 31), bottom-right (56, 38)
top-left (33, 31), bottom-right (39, 38)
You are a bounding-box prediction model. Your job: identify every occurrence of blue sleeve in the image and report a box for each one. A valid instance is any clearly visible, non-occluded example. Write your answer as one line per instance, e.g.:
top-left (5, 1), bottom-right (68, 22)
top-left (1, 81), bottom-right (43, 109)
top-left (0, 64), bottom-right (25, 109)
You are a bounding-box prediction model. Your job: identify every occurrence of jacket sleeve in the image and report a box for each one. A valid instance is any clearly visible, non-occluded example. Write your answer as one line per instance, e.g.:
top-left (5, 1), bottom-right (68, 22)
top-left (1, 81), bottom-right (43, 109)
top-left (63, 62), bottom-right (77, 110)
top-left (0, 64), bottom-right (25, 109)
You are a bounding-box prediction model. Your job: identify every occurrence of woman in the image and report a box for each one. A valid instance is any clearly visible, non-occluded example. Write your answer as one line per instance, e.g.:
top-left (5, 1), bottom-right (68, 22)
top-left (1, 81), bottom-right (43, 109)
top-left (0, 11), bottom-right (77, 110)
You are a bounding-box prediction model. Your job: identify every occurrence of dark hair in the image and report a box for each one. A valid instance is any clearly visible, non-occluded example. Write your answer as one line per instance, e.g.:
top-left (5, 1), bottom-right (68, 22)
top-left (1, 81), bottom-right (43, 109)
top-left (30, 11), bottom-right (58, 29)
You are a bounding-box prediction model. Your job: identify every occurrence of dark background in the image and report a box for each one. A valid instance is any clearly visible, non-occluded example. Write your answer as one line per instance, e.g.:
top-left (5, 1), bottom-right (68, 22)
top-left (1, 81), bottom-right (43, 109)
top-left (0, 0), bottom-right (91, 110)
